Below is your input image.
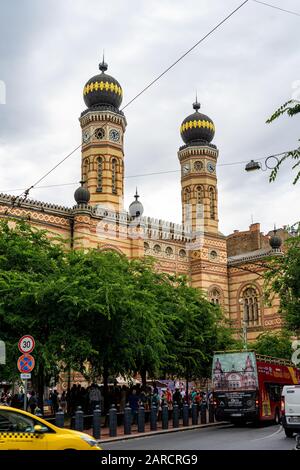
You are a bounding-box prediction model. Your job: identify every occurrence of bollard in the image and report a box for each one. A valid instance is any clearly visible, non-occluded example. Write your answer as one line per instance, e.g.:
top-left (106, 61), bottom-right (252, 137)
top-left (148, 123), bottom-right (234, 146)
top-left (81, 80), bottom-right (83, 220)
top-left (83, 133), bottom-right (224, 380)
top-left (109, 404), bottom-right (117, 437)
top-left (93, 405), bottom-right (101, 440)
top-left (209, 403), bottom-right (215, 423)
top-left (172, 402), bottom-right (179, 428)
top-left (138, 404), bottom-right (145, 433)
top-left (162, 404), bottom-right (169, 429)
top-left (192, 403), bottom-right (198, 425)
top-left (55, 407), bottom-right (64, 428)
top-left (124, 405), bottom-right (131, 435)
top-left (75, 406), bottom-right (84, 432)
top-left (150, 405), bottom-right (157, 431)
top-left (183, 403), bottom-right (189, 427)
top-left (200, 404), bottom-right (207, 424)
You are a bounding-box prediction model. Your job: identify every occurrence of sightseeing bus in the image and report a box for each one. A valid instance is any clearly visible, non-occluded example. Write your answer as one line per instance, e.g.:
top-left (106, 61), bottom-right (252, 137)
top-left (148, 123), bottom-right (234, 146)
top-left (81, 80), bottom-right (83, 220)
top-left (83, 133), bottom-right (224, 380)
top-left (212, 350), bottom-right (300, 424)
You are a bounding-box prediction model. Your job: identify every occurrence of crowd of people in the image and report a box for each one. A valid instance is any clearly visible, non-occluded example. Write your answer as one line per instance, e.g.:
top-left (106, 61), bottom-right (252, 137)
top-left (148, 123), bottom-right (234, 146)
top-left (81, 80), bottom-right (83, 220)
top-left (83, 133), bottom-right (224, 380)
top-left (1, 383), bottom-right (213, 417)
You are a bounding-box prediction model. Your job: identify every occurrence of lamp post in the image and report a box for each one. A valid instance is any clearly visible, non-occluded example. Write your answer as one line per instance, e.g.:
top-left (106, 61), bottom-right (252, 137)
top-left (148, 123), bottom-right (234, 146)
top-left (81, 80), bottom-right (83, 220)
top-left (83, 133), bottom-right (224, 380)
top-left (245, 155), bottom-right (279, 173)
top-left (239, 298), bottom-right (247, 350)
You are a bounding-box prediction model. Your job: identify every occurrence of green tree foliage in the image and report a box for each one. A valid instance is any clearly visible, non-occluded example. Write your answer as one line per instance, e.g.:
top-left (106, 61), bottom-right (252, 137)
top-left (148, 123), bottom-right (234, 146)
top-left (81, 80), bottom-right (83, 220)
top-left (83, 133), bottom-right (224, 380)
top-left (0, 220), bottom-right (235, 407)
top-left (252, 330), bottom-right (293, 360)
top-left (264, 235), bottom-right (300, 334)
top-left (267, 99), bottom-right (300, 184)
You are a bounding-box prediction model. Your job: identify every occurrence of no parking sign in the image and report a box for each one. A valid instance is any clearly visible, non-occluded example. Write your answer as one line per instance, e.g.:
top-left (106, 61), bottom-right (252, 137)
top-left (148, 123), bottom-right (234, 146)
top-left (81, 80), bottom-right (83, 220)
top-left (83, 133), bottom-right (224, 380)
top-left (17, 354), bottom-right (35, 373)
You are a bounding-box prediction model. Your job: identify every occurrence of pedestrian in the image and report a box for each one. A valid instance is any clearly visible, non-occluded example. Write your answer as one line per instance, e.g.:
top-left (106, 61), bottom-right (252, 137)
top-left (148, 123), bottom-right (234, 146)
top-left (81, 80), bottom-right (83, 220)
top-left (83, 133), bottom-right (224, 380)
top-left (28, 391), bottom-right (38, 414)
top-left (59, 391), bottom-right (67, 413)
top-left (128, 388), bottom-right (139, 424)
top-left (89, 383), bottom-right (101, 411)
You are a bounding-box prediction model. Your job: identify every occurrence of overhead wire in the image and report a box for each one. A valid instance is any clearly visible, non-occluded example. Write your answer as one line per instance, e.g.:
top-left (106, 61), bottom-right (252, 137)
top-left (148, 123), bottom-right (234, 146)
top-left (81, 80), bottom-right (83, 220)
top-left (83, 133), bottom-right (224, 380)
top-left (252, 0), bottom-right (300, 17)
top-left (0, 148), bottom-right (295, 194)
top-left (15, 0), bottom-right (249, 200)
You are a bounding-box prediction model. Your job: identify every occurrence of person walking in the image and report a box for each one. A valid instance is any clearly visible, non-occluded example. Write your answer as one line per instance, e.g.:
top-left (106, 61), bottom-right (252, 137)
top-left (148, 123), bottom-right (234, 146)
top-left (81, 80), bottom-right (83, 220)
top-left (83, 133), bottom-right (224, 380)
top-left (89, 383), bottom-right (101, 411)
top-left (28, 391), bottom-right (38, 414)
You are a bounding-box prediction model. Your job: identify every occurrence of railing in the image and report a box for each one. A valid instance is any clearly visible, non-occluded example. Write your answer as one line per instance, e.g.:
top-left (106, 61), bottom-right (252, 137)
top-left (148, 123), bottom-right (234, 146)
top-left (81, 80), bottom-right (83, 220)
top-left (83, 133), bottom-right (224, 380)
top-left (37, 403), bottom-right (216, 440)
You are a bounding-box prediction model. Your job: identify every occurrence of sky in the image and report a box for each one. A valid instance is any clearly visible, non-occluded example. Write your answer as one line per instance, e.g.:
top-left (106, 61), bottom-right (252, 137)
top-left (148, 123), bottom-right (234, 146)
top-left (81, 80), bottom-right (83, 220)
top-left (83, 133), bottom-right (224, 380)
top-left (0, 0), bottom-right (299, 235)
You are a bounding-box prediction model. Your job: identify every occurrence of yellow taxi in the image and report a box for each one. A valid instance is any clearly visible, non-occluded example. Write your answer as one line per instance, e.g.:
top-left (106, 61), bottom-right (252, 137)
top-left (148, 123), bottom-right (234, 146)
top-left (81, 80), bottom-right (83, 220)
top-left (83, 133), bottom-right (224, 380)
top-left (0, 406), bottom-right (101, 450)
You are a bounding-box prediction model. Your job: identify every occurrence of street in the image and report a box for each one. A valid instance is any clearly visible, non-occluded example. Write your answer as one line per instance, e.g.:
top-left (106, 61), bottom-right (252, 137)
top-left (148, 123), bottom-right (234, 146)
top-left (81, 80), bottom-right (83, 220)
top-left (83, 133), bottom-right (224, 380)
top-left (102, 424), bottom-right (296, 450)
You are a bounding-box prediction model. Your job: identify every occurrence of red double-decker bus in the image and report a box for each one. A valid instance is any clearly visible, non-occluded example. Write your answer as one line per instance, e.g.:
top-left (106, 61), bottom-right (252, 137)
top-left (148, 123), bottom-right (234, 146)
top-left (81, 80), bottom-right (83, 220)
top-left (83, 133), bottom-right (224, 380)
top-left (212, 350), bottom-right (300, 424)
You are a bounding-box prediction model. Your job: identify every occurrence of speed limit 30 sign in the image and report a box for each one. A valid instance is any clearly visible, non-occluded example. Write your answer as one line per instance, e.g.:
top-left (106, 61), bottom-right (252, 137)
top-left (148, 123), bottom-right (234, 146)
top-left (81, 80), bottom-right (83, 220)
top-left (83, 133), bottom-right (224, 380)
top-left (18, 335), bottom-right (35, 354)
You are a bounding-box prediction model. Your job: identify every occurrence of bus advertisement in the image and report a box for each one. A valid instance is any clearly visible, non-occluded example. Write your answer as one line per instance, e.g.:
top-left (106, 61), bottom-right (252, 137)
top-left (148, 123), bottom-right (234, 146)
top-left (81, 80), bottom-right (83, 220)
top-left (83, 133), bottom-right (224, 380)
top-left (212, 351), bottom-right (300, 424)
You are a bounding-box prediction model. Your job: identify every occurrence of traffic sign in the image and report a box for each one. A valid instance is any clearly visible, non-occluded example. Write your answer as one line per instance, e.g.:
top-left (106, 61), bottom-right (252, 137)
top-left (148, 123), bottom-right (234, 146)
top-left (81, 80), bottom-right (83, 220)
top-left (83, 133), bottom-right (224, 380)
top-left (18, 335), bottom-right (35, 354)
top-left (20, 373), bottom-right (31, 380)
top-left (17, 354), bottom-right (35, 373)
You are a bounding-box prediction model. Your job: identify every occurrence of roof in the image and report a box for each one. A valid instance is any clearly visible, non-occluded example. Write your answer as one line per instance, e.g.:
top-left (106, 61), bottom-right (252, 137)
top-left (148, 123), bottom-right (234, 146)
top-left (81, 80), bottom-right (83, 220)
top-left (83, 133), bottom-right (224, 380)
top-left (227, 247), bottom-right (283, 266)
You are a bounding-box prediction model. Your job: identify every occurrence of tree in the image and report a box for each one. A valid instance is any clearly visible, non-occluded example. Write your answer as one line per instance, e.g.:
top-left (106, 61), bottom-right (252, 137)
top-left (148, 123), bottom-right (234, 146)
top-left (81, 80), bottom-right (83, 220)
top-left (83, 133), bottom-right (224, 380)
top-left (267, 99), bottom-right (300, 184)
top-left (264, 235), bottom-right (300, 334)
top-left (252, 330), bottom-right (293, 360)
top-left (161, 276), bottom-right (235, 399)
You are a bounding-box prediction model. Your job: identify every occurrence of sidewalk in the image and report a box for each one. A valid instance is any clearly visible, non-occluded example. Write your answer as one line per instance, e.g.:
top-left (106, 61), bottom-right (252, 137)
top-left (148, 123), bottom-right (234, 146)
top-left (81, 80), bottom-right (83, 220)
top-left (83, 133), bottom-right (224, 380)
top-left (84, 419), bottom-right (227, 443)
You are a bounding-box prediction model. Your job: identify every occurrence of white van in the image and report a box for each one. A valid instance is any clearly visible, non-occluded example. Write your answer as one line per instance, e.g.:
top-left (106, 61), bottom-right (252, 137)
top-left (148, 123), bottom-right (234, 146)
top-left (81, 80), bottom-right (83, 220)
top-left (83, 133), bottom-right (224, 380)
top-left (281, 385), bottom-right (300, 437)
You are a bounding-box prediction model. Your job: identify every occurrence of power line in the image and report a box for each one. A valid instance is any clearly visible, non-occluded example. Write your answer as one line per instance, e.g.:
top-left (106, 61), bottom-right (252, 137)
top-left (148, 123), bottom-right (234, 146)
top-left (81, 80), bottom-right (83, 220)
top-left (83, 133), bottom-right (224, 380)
top-left (252, 0), bottom-right (300, 17)
top-left (0, 148), bottom-right (294, 194)
top-left (18, 0), bottom-right (249, 200)
top-left (121, 0), bottom-right (249, 111)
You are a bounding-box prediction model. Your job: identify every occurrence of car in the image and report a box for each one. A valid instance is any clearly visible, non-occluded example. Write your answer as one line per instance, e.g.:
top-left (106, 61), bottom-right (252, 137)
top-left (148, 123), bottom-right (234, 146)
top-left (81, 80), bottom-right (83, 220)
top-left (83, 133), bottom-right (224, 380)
top-left (0, 405), bottom-right (101, 450)
top-left (281, 385), bottom-right (300, 438)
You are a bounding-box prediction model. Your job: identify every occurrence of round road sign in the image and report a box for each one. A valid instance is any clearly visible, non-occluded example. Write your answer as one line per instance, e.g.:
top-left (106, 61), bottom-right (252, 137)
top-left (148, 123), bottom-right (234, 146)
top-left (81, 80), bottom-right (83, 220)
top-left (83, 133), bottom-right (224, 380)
top-left (18, 335), bottom-right (35, 354)
top-left (17, 354), bottom-right (35, 373)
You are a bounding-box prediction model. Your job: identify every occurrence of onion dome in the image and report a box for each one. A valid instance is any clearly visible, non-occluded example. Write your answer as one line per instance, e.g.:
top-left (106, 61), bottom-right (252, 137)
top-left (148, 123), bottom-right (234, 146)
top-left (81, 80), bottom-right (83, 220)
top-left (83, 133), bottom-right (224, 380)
top-left (269, 229), bottom-right (282, 250)
top-left (129, 189), bottom-right (144, 217)
top-left (180, 99), bottom-right (215, 145)
top-left (74, 181), bottom-right (90, 205)
top-left (83, 58), bottom-right (123, 110)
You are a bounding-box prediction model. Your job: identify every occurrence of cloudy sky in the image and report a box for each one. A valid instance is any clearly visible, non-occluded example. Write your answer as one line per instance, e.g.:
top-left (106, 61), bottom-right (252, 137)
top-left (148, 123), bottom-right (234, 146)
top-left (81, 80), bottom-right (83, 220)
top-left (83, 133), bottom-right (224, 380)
top-left (0, 0), bottom-right (299, 235)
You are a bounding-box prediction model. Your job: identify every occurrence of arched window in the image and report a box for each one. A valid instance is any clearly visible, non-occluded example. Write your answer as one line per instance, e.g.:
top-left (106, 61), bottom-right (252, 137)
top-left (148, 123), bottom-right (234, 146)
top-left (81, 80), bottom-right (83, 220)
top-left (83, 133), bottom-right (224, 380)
top-left (209, 187), bottom-right (215, 219)
top-left (242, 287), bottom-right (260, 326)
top-left (97, 157), bottom-right (103, 192)
top-left (112, 158), bottom-right (117, 194)
top-left (209, 287), bottom-right (221, 305)
top-left (196, 185), bottom-right (204, 218)
top-left (183, 188), bottom-right (190, 203)
top-left (196, 185), bottom-right (204, 205)
top-left (82, 158), bottom-right (89, 183)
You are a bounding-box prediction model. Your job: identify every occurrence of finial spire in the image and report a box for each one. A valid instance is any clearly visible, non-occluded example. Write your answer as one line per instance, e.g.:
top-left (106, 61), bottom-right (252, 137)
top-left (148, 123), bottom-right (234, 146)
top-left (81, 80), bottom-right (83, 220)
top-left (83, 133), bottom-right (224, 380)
top-left (99, 51), bottom-right (108, 73)
top-left (193, 93), bottom-right (200, 111)
top-left (134, 187), bottom-right (139, 201)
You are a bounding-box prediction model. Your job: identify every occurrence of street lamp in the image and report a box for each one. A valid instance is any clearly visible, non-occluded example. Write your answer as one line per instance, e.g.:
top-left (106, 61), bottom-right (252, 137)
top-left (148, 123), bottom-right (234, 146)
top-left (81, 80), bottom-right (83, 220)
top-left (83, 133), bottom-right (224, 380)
top-left (239, 298), bottom-right (248, 350)
top-left (245, 155), bottom-right (279, 173)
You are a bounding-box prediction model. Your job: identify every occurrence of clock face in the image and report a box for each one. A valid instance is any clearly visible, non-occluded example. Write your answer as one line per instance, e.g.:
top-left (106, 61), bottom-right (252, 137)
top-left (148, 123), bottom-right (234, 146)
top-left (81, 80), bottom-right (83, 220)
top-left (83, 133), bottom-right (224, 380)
top-left (95, 128), bottom-right (105, 140)
top-left (182, 163), bottom-right (190, 175)
top-left (207, 161), bottom-right (215, 173)
top-left (82, 131), bottom-right (90, 143)
top-left (109, 129), bottom-right (120, 142)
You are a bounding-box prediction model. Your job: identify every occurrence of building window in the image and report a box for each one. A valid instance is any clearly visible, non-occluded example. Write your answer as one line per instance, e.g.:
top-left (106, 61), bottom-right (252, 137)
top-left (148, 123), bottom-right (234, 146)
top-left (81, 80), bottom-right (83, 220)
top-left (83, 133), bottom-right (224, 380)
top-left (209, 187), bottom-right (215, 219)
top-left (179, 249), bottom-right (186, 259)
top-left (97, 157), bottom-right (103, 192)
top-left (242, 287), bottom-right (260, 326)
top-left (144, 242), bottom-right (150, 253)
top-left (165, 246), bottom-right (173, 256)
top-left (209, 287), bottom-right (221, 305)
top-left (153, 244), bottom-right (161, 254)
top-left (82, 158), bottom-right (89, 184)
top-left (209, 250), bottom-right (218, 260)
top-left (183, 188), bottom-right (190, 203)
top-left (95, 128), bottom-right (105, 140)
top-left (112, 158), bottom-right (117, 194)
